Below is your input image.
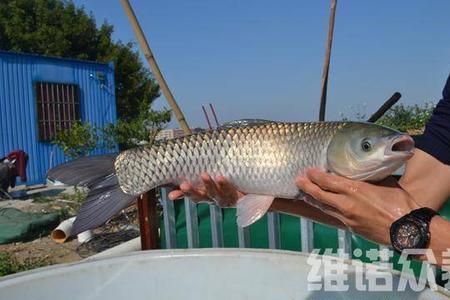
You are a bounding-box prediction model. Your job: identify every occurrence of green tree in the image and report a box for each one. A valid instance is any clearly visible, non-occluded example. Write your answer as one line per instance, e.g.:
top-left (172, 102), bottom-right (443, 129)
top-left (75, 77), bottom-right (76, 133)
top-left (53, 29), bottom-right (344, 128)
top-left (103, 108), bottom-right (171, 150)
top-left (54, 107), bottom-right (171, 157)
top-left (0, 0), bottom-right (161, 120)
top-left (53, 121), bottom-right (97, 158)
top-left (376, 102), bottom-right (435, 132)
top-left (340, 102), bottom-right (435, 132)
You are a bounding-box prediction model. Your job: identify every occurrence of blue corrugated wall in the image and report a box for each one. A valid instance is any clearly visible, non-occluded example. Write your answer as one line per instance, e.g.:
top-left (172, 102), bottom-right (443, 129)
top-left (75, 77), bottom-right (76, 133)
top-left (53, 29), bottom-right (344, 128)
top-left (0, 51), bottom-right (117, 184)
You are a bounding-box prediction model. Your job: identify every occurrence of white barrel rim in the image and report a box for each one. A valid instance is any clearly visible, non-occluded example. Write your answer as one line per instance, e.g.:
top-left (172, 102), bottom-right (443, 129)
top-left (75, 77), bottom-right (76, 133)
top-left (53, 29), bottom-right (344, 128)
top-left (0, 248), bottom-right (448, 297)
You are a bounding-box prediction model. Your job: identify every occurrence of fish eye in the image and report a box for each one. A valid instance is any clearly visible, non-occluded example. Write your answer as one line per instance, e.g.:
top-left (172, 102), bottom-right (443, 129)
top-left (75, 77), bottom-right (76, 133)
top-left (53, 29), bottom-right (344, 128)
top-left (361, 140), bottom-right (372, 152)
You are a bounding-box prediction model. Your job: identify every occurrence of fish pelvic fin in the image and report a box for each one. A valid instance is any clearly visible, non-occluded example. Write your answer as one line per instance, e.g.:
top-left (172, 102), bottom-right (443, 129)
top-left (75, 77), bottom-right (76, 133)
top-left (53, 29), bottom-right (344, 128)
top-left (236, 194), bottom-right (275, 227)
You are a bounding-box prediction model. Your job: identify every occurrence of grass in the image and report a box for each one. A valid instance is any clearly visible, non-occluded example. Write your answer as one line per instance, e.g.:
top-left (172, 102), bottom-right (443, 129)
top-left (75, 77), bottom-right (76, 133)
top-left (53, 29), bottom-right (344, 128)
top-left (0, 252), bottom-right (51, 277)
top-left (31, 196), bottom-right (53, 203)
top-left (30, 188), bottom-right (83, 220)
top-left (60, 187), bottom-right (87, 204)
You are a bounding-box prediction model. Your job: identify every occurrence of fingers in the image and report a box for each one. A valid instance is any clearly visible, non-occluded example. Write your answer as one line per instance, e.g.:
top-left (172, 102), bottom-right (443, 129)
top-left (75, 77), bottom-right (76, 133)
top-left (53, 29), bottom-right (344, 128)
top-left (296, 175), bottom-right (348, 212)
top-left (168, 173), bottom-right (241, 208)
top-left (167, 173), bottom-right (240, 207)
top-left (216, 176), bottom-right (239, 201)
top-left (201, 173), bottom-right (220, 199)
top-left (302, 194), bottom-right (338, 214)
top-left (168, 190), bottom-right (184, 200)
top-left (377, 176), bottom-right (400, 188)
top-left (169, 181), bottom-right (210, 203)
top-left (306, 168), bottom-right (356, 194)
top-left (201, 173), bottom-right (236, 200)
top-left (179, 182), bottom-right (197, 196)
top-left (204, 174), bottom-right (240, 207)
top-left (302, 195), bottom-right (351, 227)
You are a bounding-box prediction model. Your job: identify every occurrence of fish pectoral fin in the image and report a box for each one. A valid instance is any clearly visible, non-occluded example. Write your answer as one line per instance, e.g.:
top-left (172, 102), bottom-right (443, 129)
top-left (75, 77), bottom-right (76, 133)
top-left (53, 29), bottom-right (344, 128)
top-left (236, 194), bottom-right (275, 227)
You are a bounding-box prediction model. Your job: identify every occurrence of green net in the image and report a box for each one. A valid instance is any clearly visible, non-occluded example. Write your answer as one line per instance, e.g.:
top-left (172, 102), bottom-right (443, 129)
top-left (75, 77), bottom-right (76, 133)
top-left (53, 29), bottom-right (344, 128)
top-left (0, 208), bottom-right (60, 244)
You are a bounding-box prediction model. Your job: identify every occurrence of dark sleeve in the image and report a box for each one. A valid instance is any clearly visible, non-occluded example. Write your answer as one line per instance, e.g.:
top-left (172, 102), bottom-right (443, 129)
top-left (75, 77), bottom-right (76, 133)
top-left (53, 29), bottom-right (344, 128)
top-left (415, 74), bottom-right (450, 165)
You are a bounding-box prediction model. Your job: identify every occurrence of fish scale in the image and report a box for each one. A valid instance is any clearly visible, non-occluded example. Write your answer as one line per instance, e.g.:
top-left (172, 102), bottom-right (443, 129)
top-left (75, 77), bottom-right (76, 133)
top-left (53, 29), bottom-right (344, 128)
top-left (114, 122), bottom-right (345, 199)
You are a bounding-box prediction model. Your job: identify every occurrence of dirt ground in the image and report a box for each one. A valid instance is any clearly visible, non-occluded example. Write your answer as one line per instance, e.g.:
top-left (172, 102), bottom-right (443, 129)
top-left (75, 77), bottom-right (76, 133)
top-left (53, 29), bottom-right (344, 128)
top-left (0, 185), bottom-right (140, 270)
top-left (0, 236), bottom-right (81, 265)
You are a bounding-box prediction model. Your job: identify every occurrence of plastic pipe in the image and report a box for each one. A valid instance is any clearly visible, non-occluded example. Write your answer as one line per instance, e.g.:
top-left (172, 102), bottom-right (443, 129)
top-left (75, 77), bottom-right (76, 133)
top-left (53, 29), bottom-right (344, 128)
top-left (51, 217), bottom-right (76, 244)
top-left (51, 217), bottom-right (93, 244)
top-left (77, 230), bottom-right (93, 244)
top-left (86, 237), bottom-right (141, 260)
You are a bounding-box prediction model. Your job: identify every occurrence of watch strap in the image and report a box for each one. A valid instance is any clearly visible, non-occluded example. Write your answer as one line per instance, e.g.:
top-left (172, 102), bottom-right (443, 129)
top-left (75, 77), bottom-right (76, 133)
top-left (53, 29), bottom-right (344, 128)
top-left (409, 207), bottom-right (437, 224)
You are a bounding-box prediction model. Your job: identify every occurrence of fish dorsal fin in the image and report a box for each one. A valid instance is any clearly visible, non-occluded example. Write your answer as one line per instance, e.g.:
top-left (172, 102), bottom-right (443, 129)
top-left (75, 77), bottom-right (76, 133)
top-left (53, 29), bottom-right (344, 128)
top-left (220, 119), bottom-right (278, 129)
top-left (236, 194), bottom-right (275, 227)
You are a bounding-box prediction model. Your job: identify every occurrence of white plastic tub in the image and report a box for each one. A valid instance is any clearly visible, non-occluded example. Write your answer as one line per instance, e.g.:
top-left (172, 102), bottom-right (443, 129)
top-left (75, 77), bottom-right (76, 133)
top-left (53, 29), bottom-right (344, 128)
top-left (0, 249), bottom-right (448, 300)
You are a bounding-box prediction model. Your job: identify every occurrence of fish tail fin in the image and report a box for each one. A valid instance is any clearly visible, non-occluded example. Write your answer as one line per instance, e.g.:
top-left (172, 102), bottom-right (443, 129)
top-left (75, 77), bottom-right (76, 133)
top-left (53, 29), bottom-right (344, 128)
top-left (47, 155), bottom-right (117, 188)
top-left (70, 175), bottom-right (137, 236)
top-left (47, 155), bottom-right (136, 236)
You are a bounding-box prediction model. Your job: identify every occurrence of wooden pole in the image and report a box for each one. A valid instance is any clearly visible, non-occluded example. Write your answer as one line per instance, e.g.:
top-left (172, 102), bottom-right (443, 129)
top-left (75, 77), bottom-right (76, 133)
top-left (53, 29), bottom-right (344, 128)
top-left (120, 0), bottom-right (192, 135)
top-left (303, 0), bottom-right (338, 255)
top-left (319, 0), bottom-right (337, 121)
top-left (137, 190), bottom-right (159, 250)
top-left (202, 105), bottom-right (213, 130)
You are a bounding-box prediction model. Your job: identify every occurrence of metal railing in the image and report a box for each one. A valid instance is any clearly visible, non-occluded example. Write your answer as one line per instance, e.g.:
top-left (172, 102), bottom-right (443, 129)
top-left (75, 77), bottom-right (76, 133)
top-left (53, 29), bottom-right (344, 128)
top-left (152, 166), bottom-right (408, 255)
top-left (159, 187), bottom-right (356, 255)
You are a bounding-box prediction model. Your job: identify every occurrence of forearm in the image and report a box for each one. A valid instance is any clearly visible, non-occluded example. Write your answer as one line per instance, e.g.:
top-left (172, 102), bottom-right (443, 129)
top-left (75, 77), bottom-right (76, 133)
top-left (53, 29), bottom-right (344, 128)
top-left (270, 198), bottom-right (345, 228)
top-left (399, 149), bottom-right (450, 210)
top-left (419, 216), bottom-right (450, 266)
top-left (402, 78), bottom-right (450, 209)
top-left (399, 150), bottom-right (450, 266)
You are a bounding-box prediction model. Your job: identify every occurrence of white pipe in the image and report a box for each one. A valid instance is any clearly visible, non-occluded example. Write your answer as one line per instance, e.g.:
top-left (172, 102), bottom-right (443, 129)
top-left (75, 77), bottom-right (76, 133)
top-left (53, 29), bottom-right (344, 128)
top-left (86, 237), bottom-right (142, 260)
top-left (77, 230), bottom-right (93, 244)
top-left (51, 217), bottom-right (93, 244)
top-left (51, 217), bottom-right (76, 244)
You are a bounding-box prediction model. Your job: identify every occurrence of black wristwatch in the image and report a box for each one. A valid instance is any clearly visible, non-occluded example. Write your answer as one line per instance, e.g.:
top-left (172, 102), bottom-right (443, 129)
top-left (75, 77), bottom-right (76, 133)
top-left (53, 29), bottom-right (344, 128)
top-left (390, 207), bottom-right (437, 253)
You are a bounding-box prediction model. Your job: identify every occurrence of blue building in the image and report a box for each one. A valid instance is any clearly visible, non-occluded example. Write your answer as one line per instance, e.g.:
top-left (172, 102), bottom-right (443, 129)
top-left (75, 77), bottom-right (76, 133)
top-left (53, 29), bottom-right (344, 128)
top-left (0, 51), bottom-right (117, 184)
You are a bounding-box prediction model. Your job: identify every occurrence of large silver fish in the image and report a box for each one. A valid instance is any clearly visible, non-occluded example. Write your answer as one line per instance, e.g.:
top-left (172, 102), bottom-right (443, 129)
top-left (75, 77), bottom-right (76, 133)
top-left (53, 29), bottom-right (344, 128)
top-left (48, 121), bottom-right (414, 234)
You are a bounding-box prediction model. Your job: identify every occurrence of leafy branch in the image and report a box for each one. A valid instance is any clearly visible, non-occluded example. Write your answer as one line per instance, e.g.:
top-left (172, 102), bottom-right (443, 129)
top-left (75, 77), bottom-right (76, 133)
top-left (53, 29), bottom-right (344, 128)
top-left (53, 121), bottom-right (98, 158)
top-left (103, 108), bottom-right (171, 150)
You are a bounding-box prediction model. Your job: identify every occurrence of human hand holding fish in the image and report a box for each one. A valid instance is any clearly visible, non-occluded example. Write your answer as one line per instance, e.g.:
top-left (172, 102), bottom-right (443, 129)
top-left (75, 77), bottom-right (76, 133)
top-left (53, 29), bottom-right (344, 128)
top-left (168, 173), bottom-right (244, 207)
top-left (168, 169), bottom-right (421, 245)
top-left (296, 168), bottom-right (420, 245)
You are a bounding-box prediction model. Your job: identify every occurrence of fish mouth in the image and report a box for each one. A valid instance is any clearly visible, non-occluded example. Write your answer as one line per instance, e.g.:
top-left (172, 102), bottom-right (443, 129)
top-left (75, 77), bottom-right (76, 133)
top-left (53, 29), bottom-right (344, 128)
top-left (348, 135), bottom-right (414, 181)
top-left (385, 134), bottom-right (415, 158)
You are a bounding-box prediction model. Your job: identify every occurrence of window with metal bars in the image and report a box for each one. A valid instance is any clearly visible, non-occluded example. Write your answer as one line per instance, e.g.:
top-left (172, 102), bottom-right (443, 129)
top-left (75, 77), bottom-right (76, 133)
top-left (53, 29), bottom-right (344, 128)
top-left (35, 82), bottom-right (81, 141)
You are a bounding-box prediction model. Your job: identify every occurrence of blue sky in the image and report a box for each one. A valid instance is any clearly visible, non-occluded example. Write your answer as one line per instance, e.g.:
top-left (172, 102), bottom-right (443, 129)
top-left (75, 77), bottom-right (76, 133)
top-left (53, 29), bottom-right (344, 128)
top-left (73, 0), bottom-right (450, 128)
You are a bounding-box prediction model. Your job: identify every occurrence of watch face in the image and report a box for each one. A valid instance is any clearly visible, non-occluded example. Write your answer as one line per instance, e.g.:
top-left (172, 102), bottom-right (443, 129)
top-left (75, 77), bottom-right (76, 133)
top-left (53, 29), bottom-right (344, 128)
top-left (394, 220), bottom-right (422, 249)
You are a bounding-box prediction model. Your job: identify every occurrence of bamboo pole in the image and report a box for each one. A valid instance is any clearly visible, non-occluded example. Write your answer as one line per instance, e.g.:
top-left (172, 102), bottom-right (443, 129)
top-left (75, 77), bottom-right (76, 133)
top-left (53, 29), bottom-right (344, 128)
top-left (302, 0), bottom-right (338, 256)
top-left (319, 0), bottom-right (337, 121)
top-left (120, 0), bottom-right (192, 135)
